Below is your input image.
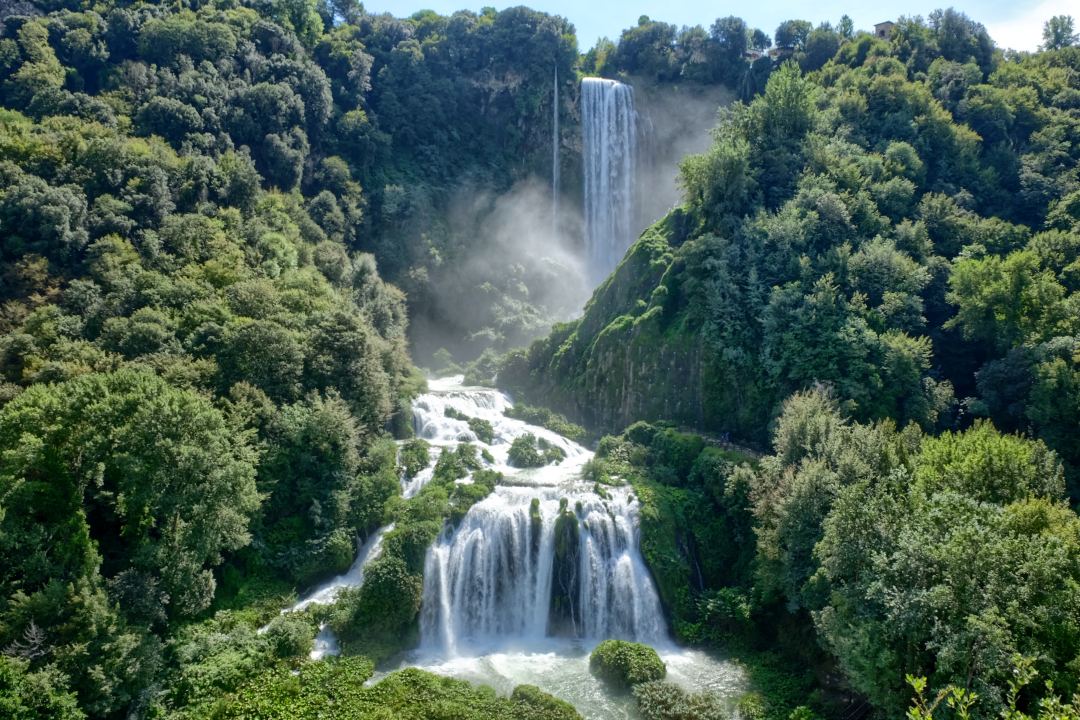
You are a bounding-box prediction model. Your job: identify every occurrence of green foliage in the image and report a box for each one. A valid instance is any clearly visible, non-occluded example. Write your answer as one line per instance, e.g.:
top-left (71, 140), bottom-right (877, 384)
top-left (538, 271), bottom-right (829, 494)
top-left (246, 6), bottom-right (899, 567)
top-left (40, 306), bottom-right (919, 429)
top-left (589, 640), bottom-right (667, 690)
top-left (604, 388), bottom-right (1080, 719)
top-left (263, 613), bottom-right (317, 660)
top-left (1042, 16), bottom-right (1078, 51)
top-left (633, 680), bottom-right (729, 720)
top-left (215, 662), bottom-right (582, 719)
top-left (508, 433), bottom-right (567, 467)
top-left (444, 407), bottom-right (496, 443)
top-left (913, 420), bottom-right (1064, 502)
top-left (509, 684), bottom-right (582, 720)
top-left (330, 442), bottom-right (498, 661)
top-left (506, 17), bottom-right (1080, 506)
top-left (505, 404), bottom-right (588, 442)
top-left (907, 656), bottom-right (1080, 720)
top-left (399, 438), bottom-right (431, 480)
top-left (0, 656), bottom-right (84, 720)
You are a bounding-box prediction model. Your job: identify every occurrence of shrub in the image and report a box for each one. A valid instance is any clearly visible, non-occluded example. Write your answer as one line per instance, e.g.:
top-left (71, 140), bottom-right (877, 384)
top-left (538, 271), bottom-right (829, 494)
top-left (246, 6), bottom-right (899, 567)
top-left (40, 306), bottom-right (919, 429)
top-left (633, 680), bottom-right (729, 720)
top-left (505, 404), bottom-right (587, 442)
top-left (510, 684), bottom-right (583, 719)
top-left (508, 433), bottom-right (567, 467)
top-left (399, 438), bottom-right (431, 479)
top-left (469, 417), bottom-right (495, 443)
top-left (589, 640), bottom-right (666, 690)
top-left (262, 612), bottom-right (316, 659)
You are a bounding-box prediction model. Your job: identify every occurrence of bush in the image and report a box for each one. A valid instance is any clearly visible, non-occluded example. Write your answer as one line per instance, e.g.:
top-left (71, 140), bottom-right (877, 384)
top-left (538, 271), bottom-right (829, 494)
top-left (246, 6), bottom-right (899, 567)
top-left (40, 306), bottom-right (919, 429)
top-left (505, 404), bottom-right (587, 442)
top-left (399, 438), bottom-right (431, 479)
top-left (633, 680), bottom-right (729, 720)
top-left (510, 684), bottom-right (583, 719)
top-left (508, 433), bottom-right (566, 468)
top-left (263, 613), bottom-right (316, 660)
top-left (589, 640), bottom-right (666, 690)
top-left (469, 417), bottom-right (495, 443)
top-left (330, 554), bottom-right (422, 661)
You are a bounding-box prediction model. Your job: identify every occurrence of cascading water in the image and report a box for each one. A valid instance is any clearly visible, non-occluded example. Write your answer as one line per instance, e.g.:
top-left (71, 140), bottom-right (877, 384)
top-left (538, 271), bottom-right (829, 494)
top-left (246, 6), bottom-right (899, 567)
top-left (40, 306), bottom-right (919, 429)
top-left (267, 377), bottom-right (743, 717)
top-left (265, 523), bottom-right (392, 659)
top-left (411, 376), bottom-right (665, 656)
top-left (378, 377), bottom-right (745, 719)
top-left (582, 77), bottom-right (638, 285)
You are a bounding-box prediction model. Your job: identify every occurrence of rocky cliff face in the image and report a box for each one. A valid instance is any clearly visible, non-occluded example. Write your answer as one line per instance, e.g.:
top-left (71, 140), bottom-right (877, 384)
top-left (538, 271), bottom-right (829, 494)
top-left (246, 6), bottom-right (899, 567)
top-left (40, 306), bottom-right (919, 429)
top-left (502, 210), bottom-right (712, 434)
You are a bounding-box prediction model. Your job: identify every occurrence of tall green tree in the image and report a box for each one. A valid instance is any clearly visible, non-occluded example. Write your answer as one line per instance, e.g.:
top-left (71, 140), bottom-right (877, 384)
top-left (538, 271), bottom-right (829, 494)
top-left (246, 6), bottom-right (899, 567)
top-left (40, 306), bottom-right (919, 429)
top-left (1042, 15), bottom-right (1078, 50)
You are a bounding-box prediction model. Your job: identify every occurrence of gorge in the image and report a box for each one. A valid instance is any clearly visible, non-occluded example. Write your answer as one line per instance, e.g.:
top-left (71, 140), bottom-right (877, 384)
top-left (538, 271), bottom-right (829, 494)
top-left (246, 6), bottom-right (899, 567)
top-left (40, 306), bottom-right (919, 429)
top-left (2, 3), bottom-right (1080, 720)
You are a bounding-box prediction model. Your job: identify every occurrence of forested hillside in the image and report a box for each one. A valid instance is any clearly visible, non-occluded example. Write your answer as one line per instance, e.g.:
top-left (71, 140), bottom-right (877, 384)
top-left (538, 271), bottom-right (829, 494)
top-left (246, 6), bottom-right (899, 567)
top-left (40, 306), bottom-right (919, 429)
top-left (505, 19), bottom-right (1080, 494)
top-left (502, 11), bottom-right (1080, 719)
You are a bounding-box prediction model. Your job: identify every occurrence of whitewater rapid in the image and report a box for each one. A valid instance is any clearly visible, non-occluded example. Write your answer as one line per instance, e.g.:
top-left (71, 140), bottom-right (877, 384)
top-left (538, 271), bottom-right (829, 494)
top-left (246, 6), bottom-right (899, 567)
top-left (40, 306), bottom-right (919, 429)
top-left (411, 376), bottom-right (665, 655)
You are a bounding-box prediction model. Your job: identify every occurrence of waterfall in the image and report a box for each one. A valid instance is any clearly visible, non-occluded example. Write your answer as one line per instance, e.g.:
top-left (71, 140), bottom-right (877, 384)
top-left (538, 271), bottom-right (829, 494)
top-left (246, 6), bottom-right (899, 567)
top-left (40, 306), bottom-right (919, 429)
top-left (413, 376), bottom-right (666, 657)
top-left (552, 65), bottom-right (560, 236)
top-left (582, 77), bottom-right (638, 285)
top-left (264, 522), bottom-right (393, 659)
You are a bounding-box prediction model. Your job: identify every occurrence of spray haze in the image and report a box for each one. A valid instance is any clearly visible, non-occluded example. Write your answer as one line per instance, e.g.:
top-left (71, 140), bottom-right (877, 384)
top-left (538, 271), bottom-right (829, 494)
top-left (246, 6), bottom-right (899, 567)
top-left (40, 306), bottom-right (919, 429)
top-left (411, 79), bottom-right (731, 365)
top-left (634, 79), bottom-right (736, 233)
top-left (410, 178), bottom-right (588, 364)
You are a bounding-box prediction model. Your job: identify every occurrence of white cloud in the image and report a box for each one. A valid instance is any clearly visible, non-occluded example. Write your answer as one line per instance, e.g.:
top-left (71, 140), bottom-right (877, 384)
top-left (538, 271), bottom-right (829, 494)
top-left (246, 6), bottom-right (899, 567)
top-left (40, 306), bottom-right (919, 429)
top-left (986, 0), bottom-right (1077, 51)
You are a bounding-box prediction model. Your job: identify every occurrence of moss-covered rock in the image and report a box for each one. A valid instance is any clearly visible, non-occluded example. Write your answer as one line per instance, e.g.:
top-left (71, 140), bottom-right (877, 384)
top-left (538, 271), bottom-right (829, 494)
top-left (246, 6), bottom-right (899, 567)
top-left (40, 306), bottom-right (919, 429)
top-left (468, 417), bottom-right (495, 443)
top-left (505, 404), bottom-right (588, 443)
top-left (632, 680), bottom-right (729, 720)
top-left (589, 640), bottom-right (667, 690)
top-left (443, 408), bottom-right (495, 443)
top-left (500, 214), bottom-right (719, 437)
top-left (549, 499), bottom-right (580, 635)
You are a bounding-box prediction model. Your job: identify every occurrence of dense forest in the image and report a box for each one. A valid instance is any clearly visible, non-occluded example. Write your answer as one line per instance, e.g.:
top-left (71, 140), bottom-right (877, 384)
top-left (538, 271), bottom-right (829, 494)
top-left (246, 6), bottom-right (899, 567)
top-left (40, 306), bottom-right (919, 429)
top-left (0, 0), bottom-right (1078, 718)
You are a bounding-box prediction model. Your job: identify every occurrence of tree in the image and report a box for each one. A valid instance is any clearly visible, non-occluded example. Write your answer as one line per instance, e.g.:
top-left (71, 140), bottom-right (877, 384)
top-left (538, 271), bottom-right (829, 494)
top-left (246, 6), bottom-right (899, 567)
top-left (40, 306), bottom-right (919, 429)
top-left (946, 251), bottom-right (1074, 352)
top-left (0, 657), bottom-right (85, 720)
top-left (838, 15), bottom-right (854, 40)
top-left (774, 19), bottom-right (812, 49)
top-left (710, 16), bottom-right (749, 85)
top-left (801, 25), bottom-right (841, 71)
top-left (219, 320), bottom-right (305, 400)
top-left (1042, 15), bottom-right (1078, 50)
top-left (0, 370), bottom-right (259, 619)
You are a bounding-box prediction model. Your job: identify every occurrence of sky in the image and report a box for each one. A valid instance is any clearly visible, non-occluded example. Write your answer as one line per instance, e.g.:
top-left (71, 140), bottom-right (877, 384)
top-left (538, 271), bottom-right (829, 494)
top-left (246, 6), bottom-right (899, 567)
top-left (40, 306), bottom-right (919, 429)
top-left (365, 0), bottom-right (1077, 52)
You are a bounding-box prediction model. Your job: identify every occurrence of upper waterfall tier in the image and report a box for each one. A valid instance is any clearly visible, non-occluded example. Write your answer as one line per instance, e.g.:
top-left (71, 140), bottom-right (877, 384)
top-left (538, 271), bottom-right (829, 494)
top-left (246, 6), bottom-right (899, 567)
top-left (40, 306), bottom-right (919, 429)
top-left (412, 376), bottom-right (666, 657)
top-left (582, 77), bottom-right (638, 286)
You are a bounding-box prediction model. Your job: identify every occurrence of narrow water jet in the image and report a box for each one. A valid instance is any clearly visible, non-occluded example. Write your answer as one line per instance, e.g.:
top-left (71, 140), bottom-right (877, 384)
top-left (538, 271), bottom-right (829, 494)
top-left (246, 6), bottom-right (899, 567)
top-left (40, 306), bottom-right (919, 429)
top-left (552, 64), bottom-right (560, 236)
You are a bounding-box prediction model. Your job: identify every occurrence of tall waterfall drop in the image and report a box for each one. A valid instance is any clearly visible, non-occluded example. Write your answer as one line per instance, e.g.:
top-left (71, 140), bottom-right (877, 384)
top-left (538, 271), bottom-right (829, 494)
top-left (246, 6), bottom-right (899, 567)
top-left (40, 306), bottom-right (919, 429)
top-left (552, 65), bottom-right (560, 235)
top-left (582, 77), bottom-right (638, 285)
top-left (412, 377), bottom-right (666, 656)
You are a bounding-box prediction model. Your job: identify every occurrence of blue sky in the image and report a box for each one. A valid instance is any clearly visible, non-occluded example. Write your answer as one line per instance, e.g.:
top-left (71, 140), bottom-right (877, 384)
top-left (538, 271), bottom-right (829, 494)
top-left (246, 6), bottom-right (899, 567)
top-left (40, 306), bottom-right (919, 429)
top-left (365, 0), bottom-right (1075, 52)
